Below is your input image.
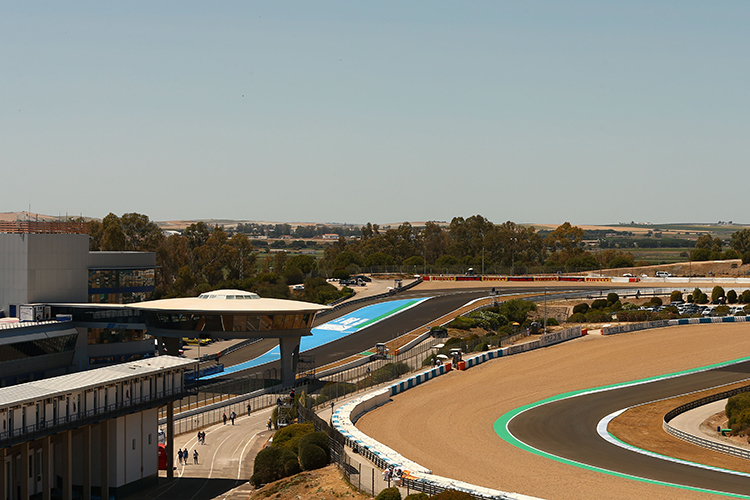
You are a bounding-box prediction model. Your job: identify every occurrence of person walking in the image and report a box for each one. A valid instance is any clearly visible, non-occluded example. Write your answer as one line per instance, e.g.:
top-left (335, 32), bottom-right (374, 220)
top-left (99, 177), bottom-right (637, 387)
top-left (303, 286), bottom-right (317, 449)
top-left (267, 418), bottom-right (272, 430)
top-left (223, 413), bottom-right (227, 425)
top-left (230, 410), bottom-right (236, 425)
top-left (193, 449), bottom-right (199, 465)
top-left (177, 449), bottom-right (183, 465)
top-left (247, 403), bottom-right (251, 416)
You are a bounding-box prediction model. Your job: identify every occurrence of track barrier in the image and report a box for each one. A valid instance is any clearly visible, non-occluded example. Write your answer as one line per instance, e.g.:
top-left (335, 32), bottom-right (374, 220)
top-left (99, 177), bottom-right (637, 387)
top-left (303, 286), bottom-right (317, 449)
top-left (328, 327), bottom-right (582, 500)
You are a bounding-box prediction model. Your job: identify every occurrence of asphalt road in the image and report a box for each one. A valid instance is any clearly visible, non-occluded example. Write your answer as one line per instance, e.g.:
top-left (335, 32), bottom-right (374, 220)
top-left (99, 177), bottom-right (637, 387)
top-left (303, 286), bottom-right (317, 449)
top-left (508, 359), bottom-right (750, 496)
top-left (212, 284), bottom-right (617, 380)
top-left (211, 286), bottom-right (561, 380)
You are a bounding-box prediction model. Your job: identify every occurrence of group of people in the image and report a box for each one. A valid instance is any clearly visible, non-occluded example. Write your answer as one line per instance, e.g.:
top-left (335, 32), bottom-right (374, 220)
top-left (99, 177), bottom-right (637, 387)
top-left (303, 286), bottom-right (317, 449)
top-left (222, 410), bottom-right (237, 425)
top-left (177, 448), bottom-right (198, 465)
top-left (381, 466), bottom-right (404, 486)
top-left (196, 430), bottom-right (206, 444)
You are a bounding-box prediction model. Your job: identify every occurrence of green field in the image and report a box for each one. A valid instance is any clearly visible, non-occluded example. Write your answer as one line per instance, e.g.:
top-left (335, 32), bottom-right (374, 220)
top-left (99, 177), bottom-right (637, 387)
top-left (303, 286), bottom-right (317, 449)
top-left (628, 248), bottom-right (689, 264)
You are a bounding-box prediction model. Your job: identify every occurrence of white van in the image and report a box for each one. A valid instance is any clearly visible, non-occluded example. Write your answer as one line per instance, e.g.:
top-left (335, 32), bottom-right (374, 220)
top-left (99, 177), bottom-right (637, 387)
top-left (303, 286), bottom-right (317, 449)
top-left (655, 271), bottom-right (672, 278)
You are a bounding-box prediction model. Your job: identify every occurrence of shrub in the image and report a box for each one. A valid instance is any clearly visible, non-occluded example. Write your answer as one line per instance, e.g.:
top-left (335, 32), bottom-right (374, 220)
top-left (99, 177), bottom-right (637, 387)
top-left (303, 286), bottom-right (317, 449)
top-left (686, 294), bottom-right (693, 303)
top-left (727, 393), bottom-right (750, 433)
top-left (591, 299), bottom-right (608, 310)
top-left (567, 312), bottom-right (587, 323)
top-left (727, 290), bottom-right (738, 304)
top-left (609, 300), bottom-right (622, 311)
top-left (616, 310), bottom-right (651, 322)
top-left (585, 310), bottom-right (612, 323)
top-left (404, 494), bottom-right (429, 500)
top-left (447, 316), bottom-right (476, 330)
top-left (714, 305), bottom-right (730, 317)
top-left (741, 290), bottom-right (750, 304)
top-left (284, 459), bottom-right (301, 476)
top-left (647, 297), bottom-right (663, 307)
top-left (546, 317), bottom-right (560, 326)
top-left (332, 268), bottom-right (350, 280)
top-left (712, 286), bottom-right (726, 302)
top-left (606, 292), bottom-right (619, 305)
top-left (495, 299), bottom-right (537, 324)
top-left (474, 342), bottom-right (489, 352)
top-left (252, 446), bottom-right (298, 486)
top-left (375, 487), bottom-right (402, 500)
top-left (370, 363), bottom-right (410, 385)
top-left (272, 423), bottom-right (315, 451)
top-left (670, 290), bottom-right (683, 303)
top-left (431, 490), bottom-right (474, 500)
top-left (298, 443), bottom-right (328, 471)
top-left (298, 432), bottom-right (331, 461)
top-left (572, 303), bottom-right (589, 315)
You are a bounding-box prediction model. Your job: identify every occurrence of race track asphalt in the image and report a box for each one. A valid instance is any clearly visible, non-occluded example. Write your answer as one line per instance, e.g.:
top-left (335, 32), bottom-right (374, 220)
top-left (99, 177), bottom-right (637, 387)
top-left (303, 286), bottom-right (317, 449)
top-left (213, 284), bottom-right (612, 380)
top-left (508, 358), bottom-right (750, 496)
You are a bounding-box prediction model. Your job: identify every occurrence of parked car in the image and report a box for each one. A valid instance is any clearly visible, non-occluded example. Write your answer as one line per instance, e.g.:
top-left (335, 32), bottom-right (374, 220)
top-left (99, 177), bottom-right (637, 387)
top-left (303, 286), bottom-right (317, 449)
top-left (655, 271), bottom-right (672, 277)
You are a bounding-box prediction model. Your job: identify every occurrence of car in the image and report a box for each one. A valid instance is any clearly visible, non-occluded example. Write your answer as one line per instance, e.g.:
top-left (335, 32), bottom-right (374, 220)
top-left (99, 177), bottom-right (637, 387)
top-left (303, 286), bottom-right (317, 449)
top-left (291, 284), bottom-right (305, 291)
top-left (655, 271), bottom-right (672, 278)
top-left (352, 275), bottom-right (371, 282)
top-left (623, 273), bottom-right (634, 277)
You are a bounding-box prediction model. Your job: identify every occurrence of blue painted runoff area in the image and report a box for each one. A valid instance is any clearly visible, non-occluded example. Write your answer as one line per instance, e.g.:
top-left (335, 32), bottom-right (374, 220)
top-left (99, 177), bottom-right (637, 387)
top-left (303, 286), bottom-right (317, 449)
top-left (202, 297), bottom-right (431, 379)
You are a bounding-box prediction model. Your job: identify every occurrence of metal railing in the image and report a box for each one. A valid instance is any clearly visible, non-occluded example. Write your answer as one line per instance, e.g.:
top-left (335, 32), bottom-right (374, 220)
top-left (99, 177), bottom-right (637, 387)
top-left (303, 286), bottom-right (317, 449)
top-left (0, 387), bottom-right (193, 447)
top-left (663, 383), bottom-right (750, 461)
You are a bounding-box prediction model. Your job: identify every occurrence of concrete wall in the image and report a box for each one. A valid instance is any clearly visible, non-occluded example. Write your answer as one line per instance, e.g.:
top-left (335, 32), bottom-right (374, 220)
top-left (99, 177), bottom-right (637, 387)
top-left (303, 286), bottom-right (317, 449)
top-left (0, 233), bottom-right (89, 316)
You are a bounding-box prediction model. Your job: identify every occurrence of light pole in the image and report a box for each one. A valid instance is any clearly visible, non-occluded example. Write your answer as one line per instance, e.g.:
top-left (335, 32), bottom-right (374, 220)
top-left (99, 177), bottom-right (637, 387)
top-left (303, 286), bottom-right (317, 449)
top-left (544, 287), bottom-right (547, 334)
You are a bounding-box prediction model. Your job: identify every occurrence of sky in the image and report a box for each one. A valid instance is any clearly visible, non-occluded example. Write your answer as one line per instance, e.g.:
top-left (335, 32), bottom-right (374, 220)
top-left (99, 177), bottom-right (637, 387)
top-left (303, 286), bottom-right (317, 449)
top-left (3, 2), bottom-right (749, 226)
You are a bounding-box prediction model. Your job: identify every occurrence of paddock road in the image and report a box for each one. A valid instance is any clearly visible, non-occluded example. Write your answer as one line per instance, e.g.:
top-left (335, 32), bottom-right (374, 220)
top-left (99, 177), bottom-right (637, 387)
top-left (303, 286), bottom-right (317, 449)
top-left (507, 358), bottom-right (750, 497)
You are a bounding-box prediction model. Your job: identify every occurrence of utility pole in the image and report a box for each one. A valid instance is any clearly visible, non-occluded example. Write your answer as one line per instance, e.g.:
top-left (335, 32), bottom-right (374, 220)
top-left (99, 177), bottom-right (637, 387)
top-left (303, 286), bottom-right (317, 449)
top-left (544, 287), bottom-right (547, 334)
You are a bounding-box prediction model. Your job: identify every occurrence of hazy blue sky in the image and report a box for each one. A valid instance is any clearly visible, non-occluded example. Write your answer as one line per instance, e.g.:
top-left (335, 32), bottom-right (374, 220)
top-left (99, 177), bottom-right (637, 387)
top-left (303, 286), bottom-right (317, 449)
top-left (3, 2), bottom-right (749, 226)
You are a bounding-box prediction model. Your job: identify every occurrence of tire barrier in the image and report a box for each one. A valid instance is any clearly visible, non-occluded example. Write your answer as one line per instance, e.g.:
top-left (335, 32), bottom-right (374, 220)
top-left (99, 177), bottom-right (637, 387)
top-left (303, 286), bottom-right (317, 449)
top-left (330, 327), bottom-right (583, 500)
top-left (602, 315), bottom-right (750, 335)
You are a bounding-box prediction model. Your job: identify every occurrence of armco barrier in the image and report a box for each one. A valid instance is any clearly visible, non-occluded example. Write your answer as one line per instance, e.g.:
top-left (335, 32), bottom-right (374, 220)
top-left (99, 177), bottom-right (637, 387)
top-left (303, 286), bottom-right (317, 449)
top-left (663, 384), bottom-right (750, 461)
top-left (330, 328), bottom-right (582, 500)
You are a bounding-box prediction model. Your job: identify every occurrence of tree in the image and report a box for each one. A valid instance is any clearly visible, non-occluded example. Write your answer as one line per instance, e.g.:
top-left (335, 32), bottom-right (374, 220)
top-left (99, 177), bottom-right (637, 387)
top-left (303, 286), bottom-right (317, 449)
top-left (120, 212), bottom-right (164, 251)
top-left (184, 222), bottom-right (211, 251)
top-left (731, 229), bottom-right (750, 255)
top-left (712, 286), bottom-right (726, 303)
top-left (670, 290), bottom-right (683, 303)
top-left (695, 234), bottom-right (713, 250)
top-left (100, 213), bottom-right (128, 251)
top-left (727, 290), bottom-right (738, 304)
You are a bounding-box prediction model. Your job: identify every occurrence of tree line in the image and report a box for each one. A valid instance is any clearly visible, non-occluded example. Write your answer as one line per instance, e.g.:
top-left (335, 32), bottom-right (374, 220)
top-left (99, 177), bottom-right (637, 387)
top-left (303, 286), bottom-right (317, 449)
top-left (84, 213), bottom-right (750, 302)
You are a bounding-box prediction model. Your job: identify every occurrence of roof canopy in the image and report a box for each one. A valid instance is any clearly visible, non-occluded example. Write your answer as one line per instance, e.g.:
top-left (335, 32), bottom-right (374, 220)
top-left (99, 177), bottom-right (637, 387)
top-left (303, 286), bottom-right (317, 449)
top-left (129, 289), bottom-right (330, 314)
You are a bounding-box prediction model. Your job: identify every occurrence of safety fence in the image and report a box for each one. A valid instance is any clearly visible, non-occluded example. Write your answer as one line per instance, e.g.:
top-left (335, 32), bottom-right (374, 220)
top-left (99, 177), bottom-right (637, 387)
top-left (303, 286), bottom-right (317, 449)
top-left (663, 383), bottom-right (750, 461)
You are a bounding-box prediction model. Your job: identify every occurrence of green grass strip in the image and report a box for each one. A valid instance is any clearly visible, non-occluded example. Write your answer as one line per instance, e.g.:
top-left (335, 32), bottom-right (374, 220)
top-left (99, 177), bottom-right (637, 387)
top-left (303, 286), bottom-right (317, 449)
top-left (494, 355), bottom-right (750, 498)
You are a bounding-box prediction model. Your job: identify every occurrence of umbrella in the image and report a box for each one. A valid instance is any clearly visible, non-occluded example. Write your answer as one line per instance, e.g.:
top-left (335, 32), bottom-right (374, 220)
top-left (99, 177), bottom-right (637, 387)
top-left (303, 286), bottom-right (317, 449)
top-left (436, 354), bottom-right (449, 360)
